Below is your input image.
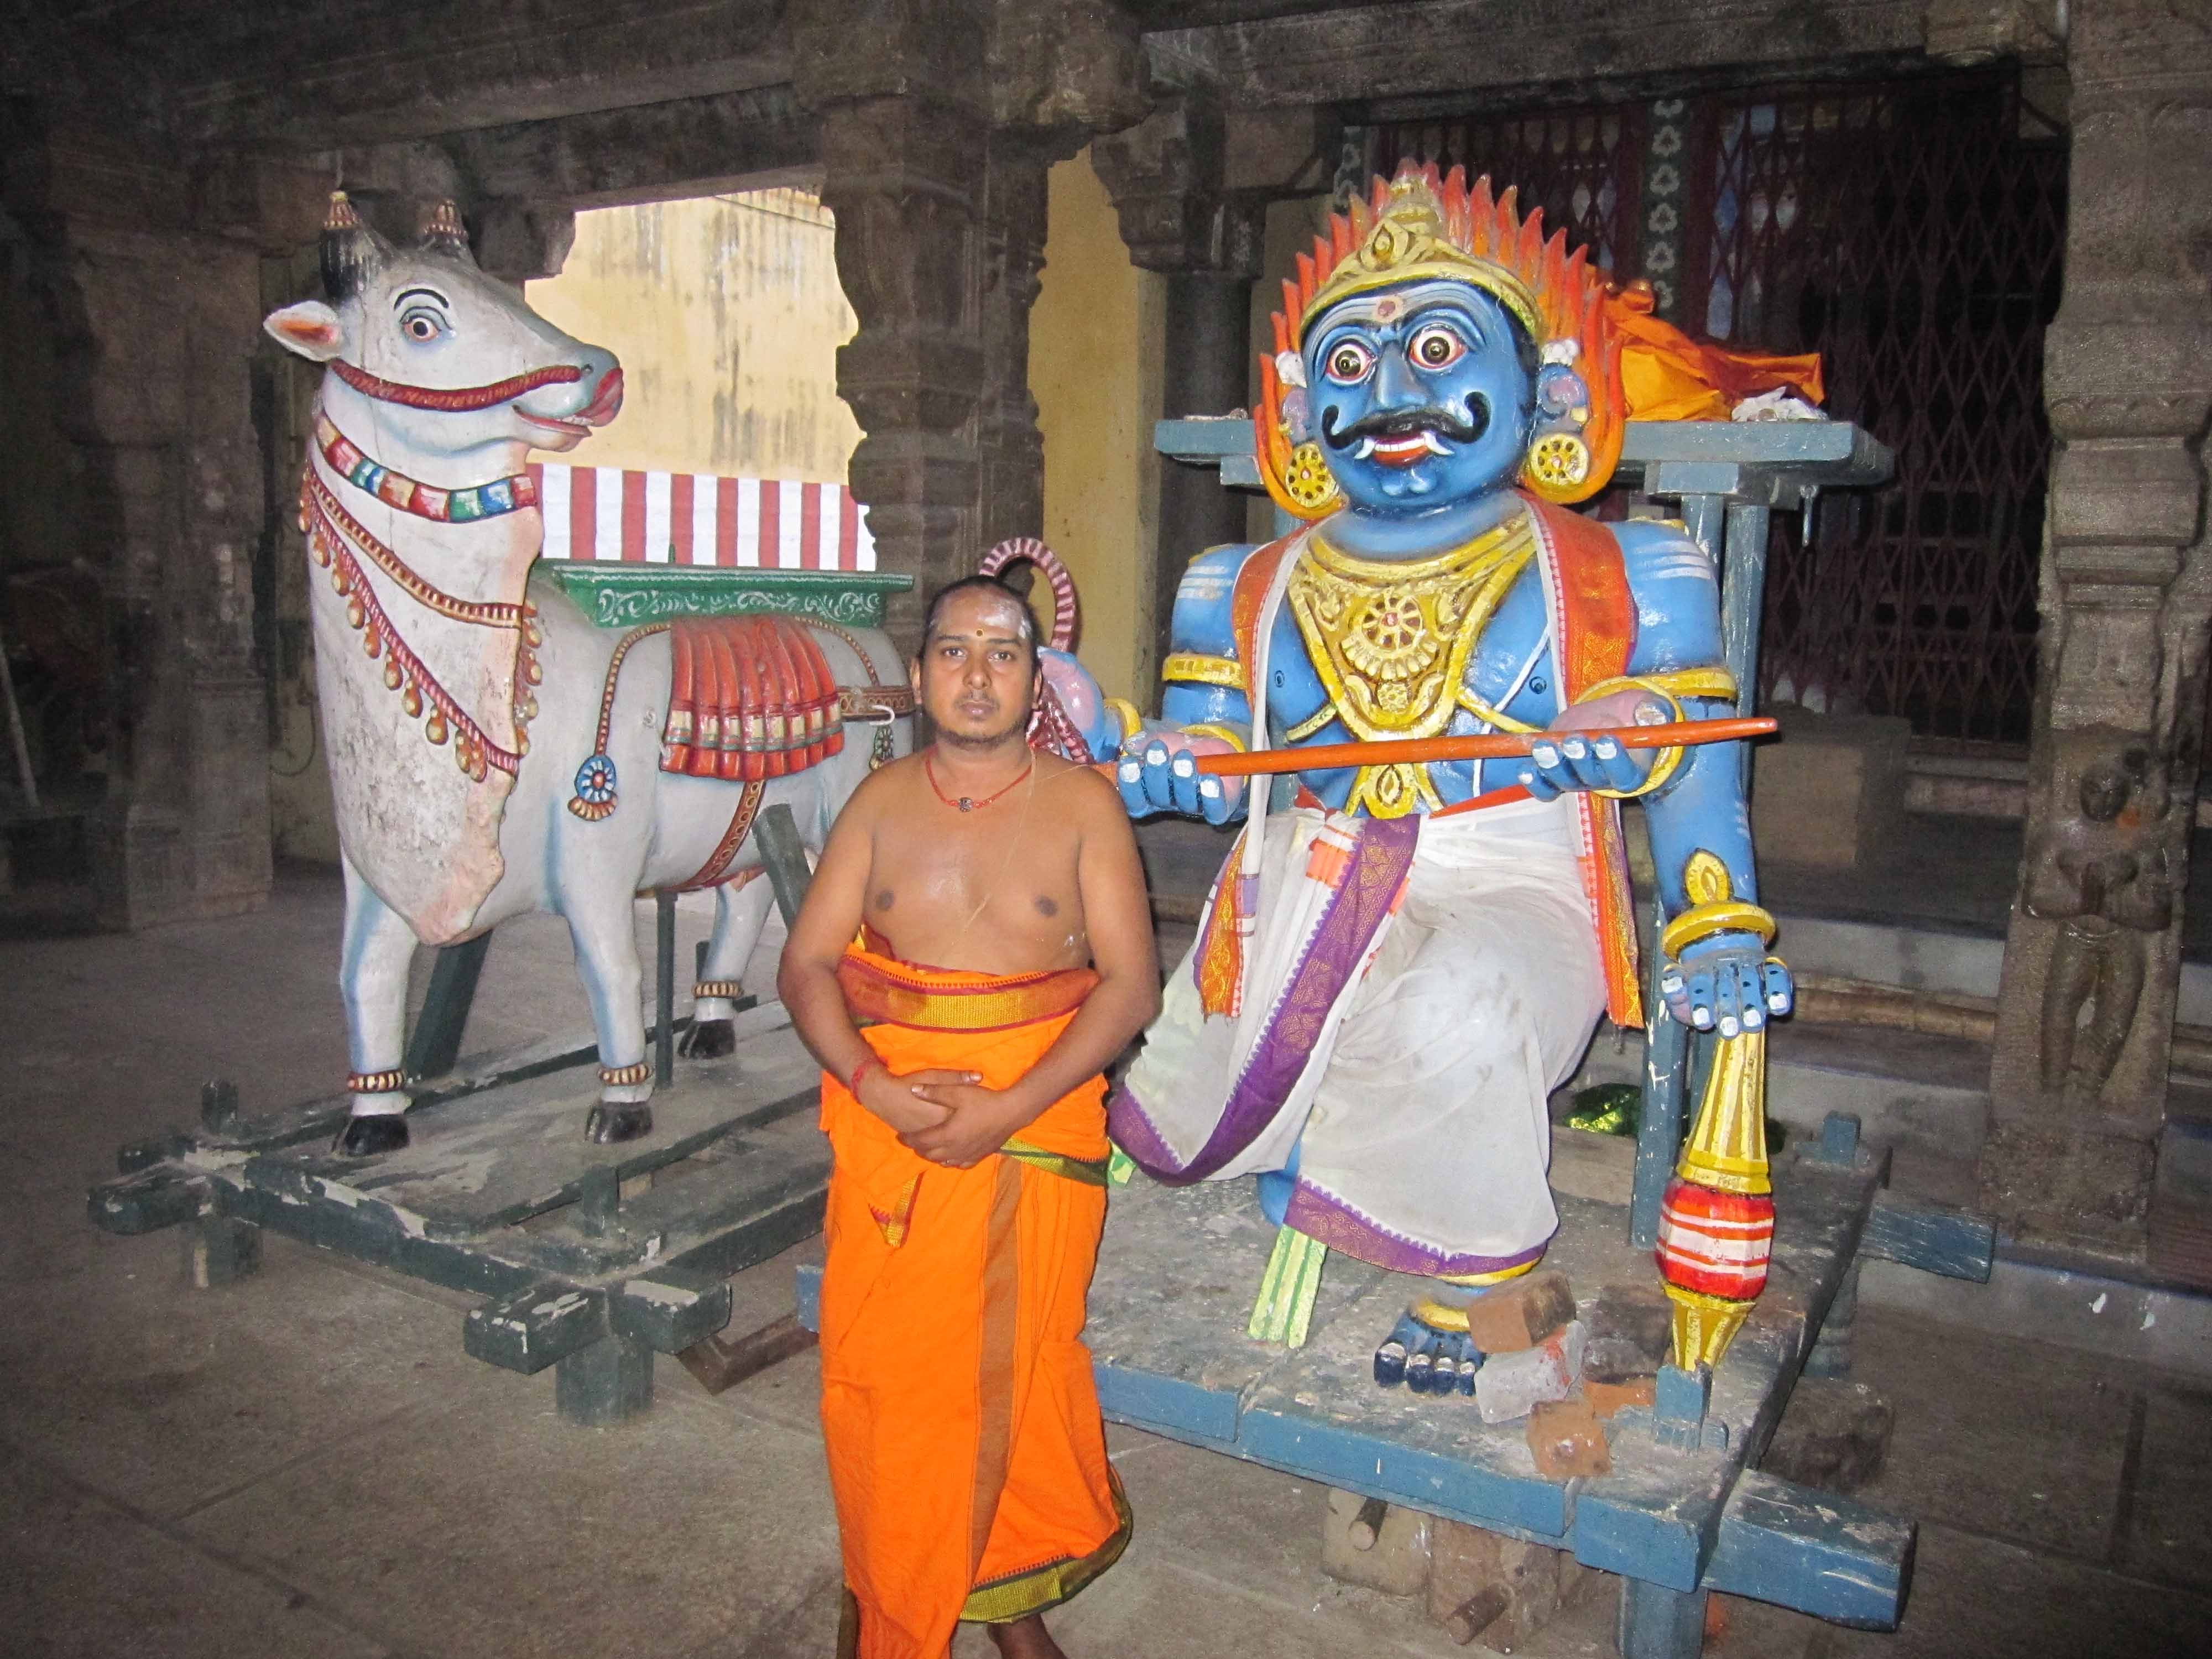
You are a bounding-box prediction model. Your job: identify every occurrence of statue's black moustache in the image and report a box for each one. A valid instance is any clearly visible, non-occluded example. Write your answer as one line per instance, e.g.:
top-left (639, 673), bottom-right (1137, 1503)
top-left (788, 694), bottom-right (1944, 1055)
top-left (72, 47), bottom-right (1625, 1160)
top-left (1322, 398), bottom-right (1489, 450)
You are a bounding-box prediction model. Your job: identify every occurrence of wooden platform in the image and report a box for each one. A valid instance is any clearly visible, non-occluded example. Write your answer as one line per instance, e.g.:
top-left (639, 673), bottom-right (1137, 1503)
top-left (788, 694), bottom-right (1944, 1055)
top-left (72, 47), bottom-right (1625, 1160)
top-left (90, 1004), bottom-right (831, 1425)
top-left (799, 1135), bottom-right (1994, 1655)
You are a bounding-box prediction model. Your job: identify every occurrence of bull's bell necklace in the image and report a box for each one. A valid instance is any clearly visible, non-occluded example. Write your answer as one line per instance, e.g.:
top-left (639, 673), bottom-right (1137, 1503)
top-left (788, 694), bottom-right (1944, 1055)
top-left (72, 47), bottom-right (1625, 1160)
top-left (300, 404), bottom-right (541, 781)
top-left (925, 747), bottom-right (1032, 812)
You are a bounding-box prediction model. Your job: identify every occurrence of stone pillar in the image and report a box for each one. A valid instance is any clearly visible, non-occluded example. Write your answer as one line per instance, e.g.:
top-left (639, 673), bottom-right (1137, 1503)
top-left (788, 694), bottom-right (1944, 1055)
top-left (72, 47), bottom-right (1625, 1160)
top-left (1983, 0), bottom-right (2212, 1258)
top-left (975, 133), bottom-right (1055, 556)
top-left (810, 88), bottom-right (992, 649)
top-left (1, 117), bottom-right (293, 927)
top-left (1092, 88), bottom-right (1265, 681)
top-left (792, 0), bottom-right (1145, 653)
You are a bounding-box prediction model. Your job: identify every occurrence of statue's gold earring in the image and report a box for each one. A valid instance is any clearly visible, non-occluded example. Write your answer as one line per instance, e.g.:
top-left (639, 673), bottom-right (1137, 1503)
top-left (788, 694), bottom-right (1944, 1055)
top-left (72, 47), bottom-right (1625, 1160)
top-left (1276, 359), bottom-right (1343, 515)
top-left (1525, 431), bottom-right (1592, 492)
top-left (1522, 337), bottom-right (1595, 499)
top-left (1282, 442), bottom-right (1343, 513)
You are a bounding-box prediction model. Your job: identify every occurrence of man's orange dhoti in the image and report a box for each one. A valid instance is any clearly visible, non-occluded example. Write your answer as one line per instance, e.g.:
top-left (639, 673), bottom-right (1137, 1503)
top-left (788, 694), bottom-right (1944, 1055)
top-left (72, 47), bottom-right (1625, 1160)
top-left (820, 943), bottom-right (1131, 1659)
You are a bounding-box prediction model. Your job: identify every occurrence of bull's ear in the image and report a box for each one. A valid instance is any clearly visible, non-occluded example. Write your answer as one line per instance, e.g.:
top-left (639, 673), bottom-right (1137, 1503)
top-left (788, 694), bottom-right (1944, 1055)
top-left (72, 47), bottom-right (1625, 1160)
top-left (263, 300), bottom-right (346, 361)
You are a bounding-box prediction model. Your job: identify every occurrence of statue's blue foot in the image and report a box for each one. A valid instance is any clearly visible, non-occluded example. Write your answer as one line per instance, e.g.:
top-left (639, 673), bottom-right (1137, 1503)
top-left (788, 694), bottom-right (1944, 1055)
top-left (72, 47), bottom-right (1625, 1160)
top-left (333, 1113), bottom-right (409, 1157)
top-left (586, 1103), bottom-right (653, 1145)
top-left (1373, 1310), bottom-right (1484, 1397)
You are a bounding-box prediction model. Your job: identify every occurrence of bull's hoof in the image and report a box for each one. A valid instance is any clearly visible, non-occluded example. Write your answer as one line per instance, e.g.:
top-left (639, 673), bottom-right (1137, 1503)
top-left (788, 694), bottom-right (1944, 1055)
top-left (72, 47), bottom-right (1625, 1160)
top-left (334, 1114), bottom-right (410, 1157)
top-left (678, 1019), bottom-right (735, 1059)
top-left (586, 1104), bottom-right (654, 1145)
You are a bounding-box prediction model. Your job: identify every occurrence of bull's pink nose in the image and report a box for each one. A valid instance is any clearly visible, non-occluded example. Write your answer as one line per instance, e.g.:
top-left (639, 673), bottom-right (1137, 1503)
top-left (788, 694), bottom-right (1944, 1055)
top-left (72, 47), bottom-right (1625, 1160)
top-left (583, 366), bottom-right (624, 425)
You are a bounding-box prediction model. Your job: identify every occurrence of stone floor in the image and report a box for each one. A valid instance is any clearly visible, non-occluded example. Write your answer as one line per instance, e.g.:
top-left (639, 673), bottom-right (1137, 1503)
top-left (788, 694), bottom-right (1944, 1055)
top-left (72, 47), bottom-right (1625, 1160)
top-left (4, 867), bottom-right (2212, 1658)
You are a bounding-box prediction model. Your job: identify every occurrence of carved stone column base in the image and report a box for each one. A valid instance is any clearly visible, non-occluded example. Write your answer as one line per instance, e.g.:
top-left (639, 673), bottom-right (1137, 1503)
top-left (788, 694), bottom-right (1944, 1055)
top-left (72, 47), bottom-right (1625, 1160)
top-left (1977, 1123), bottom-right (2156, 1261)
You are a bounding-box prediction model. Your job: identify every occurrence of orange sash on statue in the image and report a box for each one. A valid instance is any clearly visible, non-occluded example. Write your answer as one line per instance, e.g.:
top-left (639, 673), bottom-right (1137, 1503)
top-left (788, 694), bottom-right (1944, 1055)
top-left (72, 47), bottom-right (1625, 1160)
top-left (820, 945), bottom-right (1129, 1659)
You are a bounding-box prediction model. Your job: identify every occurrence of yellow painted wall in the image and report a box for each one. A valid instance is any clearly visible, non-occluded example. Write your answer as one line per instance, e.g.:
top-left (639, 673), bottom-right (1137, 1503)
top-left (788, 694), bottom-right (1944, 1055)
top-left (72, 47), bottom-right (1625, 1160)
top-left (526, 189), bottom-right (862, 481)
top-left (1030, 150), bottom-right (1164, 709)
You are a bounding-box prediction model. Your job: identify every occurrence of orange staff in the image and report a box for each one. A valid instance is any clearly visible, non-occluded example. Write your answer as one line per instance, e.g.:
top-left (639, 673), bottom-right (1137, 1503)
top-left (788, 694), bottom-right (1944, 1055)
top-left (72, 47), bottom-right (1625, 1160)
top-left (1186, 716), bottom-right (1777, 778)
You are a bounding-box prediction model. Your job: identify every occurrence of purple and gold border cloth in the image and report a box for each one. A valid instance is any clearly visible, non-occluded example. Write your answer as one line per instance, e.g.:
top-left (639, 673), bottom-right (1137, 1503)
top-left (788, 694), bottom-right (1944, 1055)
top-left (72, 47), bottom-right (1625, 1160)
top-left (1110, 800), bottom-right (1591, 1278)
top-left (1109, 807), bottom-right (1414, 1182)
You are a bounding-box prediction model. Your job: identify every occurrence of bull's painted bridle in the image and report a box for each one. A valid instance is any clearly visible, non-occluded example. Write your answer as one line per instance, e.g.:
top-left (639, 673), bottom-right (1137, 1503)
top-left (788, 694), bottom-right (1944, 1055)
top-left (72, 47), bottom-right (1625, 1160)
top-left (328, 357), bottom-right (583, 413)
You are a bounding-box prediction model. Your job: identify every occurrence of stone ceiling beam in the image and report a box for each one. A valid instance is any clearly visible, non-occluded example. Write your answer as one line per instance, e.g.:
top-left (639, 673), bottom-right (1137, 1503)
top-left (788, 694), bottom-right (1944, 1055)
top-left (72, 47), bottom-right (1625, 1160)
top-left (1145, 0), bottom-right (1928, 111)
top-left (159, 2), bottom-right (795, 150)
top-left (437, 85), bottom-right (819, 211)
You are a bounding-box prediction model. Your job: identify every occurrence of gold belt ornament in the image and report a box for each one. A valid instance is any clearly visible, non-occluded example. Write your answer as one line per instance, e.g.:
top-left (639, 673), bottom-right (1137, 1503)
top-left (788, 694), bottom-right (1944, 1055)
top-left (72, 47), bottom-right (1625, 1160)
top-left (1286, 513), bottom-right (1534, 817)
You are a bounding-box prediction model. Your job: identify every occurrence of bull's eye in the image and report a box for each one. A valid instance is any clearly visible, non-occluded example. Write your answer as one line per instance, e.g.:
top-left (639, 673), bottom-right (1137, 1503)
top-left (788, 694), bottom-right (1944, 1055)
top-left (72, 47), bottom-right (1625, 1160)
top-left (1409, 324), bottom-right (1465, 371)
top-left (399, 309), bottom-right (447, 343)
top-left (1323, 340), bottom-right (1375, 385)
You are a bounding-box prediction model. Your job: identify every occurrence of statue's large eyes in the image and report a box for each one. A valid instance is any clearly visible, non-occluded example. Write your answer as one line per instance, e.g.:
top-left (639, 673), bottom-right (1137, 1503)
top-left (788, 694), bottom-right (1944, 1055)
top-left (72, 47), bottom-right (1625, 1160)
top-left (399, 307), bottom-right (447, 343)
top-left (1323, 339), bottom-right (1375, 385)
top-left (1408, 323), bottom-right (1465, 371)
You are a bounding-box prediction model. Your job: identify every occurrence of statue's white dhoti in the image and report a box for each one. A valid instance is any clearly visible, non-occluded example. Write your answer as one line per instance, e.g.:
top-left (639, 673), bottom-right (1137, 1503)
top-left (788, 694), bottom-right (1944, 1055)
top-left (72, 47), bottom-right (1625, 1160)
top-left (1110, 796), bottom-right (1606, 1275)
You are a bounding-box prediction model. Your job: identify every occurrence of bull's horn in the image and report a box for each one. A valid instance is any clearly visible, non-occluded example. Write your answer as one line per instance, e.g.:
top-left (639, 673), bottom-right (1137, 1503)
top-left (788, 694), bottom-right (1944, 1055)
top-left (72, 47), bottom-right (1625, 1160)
top-left (320, 190), bottom-right (392, 302)
top-left (419, 200), bottom-right (478, 265)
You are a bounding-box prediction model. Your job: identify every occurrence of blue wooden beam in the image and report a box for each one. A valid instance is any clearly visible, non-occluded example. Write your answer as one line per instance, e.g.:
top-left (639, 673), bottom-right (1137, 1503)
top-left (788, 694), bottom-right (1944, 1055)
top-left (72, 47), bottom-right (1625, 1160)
top-left (1705, 1469), bottom-right (1913, 1629)
top-left (1862, 1191), bottom-right (1996, 1282)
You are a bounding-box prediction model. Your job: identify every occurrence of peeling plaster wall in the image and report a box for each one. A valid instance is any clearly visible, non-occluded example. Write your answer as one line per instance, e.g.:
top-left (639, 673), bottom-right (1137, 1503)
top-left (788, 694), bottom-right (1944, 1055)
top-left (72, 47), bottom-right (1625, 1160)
top-left (1030, 149), bottom-right (1164, 709)
top-left (524, 189), bottom-right (862, 483)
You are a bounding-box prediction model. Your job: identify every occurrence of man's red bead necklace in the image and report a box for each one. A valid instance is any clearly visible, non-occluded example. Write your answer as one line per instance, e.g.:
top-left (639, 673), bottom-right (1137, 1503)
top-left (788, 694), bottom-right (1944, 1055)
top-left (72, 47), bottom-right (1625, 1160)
top-left (924, 748), bottom-right (1034, 812)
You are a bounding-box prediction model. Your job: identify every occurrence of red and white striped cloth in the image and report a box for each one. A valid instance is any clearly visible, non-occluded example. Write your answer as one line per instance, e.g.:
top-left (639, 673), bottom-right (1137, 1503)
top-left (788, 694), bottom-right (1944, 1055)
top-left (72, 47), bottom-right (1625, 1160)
top-left (528, 463), bottom-right (877, 570)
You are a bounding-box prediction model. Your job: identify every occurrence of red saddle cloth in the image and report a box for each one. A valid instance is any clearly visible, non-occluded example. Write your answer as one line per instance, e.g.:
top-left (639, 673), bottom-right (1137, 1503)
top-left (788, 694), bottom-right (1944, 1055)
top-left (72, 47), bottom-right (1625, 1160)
top-left (660, 614), bottom-right (844, 780)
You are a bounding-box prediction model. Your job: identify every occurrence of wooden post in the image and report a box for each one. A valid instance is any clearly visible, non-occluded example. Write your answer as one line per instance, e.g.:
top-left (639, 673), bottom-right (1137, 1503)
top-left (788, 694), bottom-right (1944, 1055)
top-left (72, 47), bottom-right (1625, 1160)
top-left (755, 804), bottom-right (813, 927)
top-left (654, 889), bottom-right (677, 1088)
top-left (555, 1334), bottom-right (654, 1427)
top-left (404, 932), bottom-right (494, 1081)
top-left (1618, 1577), bottom-right (1708, 1659)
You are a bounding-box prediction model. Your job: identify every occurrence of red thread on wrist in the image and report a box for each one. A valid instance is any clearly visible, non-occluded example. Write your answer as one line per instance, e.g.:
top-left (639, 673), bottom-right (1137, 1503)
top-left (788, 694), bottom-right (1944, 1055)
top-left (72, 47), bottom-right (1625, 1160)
top-left (849, 1057), bottom-right (879, 1098)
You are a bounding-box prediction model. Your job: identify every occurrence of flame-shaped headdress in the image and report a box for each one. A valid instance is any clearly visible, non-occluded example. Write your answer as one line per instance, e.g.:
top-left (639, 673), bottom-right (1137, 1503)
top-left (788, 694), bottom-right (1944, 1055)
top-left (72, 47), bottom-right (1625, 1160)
top-left (1258, 162), bottom-right (1627, 517)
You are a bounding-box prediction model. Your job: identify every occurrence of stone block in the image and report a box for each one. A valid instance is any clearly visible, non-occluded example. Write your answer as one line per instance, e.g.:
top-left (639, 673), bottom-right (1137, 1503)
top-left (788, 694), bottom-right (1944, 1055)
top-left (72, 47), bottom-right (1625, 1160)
top-left (1978, 1121), bottom-right (2157, 1255)
top-left (1584, 1375), bottom-right (1658, 1419)
top-left (1752, 707), bottom-right (1910, 870)
top-left (1762, 1378), bottom-right (1895, 1495)
top-left (1527, 1397), bottom-right (1612, 1479)
top-left (1461, 1269), bottom-right (1576, 1354)
top-left (1427, 1519), bottom-right (1572, 1648)
top-left (1475, 1320), bottom-right (1584, 1424)
top-left (1584, 1280), bottom-right (1673, 1380)
top-left (1321, 1488), bottom-right (1430, 1597)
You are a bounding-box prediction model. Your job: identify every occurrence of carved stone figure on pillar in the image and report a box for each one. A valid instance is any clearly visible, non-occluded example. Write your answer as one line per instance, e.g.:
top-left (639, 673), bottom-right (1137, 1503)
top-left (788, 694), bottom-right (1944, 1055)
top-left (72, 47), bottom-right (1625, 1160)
top-left (2028, 749), bottom-right (2174, 1110)
top-left (1050, 164), bottom-right (1818, 1393)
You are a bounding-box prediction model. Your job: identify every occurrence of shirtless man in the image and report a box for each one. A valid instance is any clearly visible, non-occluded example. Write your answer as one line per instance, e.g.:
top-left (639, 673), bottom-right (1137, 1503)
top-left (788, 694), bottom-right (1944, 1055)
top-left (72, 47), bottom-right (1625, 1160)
top-left (780, 576), bottom-right (1158, 1659)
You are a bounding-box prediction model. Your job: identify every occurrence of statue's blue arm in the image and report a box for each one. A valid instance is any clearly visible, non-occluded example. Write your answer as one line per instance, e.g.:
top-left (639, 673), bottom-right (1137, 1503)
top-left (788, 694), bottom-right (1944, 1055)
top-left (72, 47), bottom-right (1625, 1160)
top-left (1614, 518), bottom-right (1792, 1035)
top-left (1117, 543), bottom-right (1258, 824)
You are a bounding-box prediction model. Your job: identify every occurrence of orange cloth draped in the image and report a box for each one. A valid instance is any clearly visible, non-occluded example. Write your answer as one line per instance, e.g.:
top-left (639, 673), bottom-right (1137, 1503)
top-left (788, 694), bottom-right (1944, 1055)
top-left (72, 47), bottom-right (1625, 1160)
top-left (1610, 283), bottom-right (1825, 422)
top-left (820, 945), bottom-right (1130, 1658)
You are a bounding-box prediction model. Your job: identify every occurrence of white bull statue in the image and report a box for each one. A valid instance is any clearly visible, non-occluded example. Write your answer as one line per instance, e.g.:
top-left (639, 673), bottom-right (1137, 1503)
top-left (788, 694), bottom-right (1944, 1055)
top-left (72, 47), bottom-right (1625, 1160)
top-left (264, 194), bottom-right (911, 1155)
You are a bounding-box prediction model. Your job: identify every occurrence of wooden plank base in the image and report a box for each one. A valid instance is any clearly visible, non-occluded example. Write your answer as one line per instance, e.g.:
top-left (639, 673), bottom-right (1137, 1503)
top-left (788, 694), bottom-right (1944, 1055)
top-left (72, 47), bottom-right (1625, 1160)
top-left (796, 1149), bottom-right (1918, 1641)
top-left (90, 1006), bottom-right (831, 1427)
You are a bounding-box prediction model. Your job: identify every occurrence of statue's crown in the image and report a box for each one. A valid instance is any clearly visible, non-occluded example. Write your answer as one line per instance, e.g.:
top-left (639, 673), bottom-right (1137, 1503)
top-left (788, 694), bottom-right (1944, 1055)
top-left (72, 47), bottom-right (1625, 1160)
top-left (1298, 172), bottom-right (1544, 346)
top-left (1258, 161), bottom-right (1629, 513)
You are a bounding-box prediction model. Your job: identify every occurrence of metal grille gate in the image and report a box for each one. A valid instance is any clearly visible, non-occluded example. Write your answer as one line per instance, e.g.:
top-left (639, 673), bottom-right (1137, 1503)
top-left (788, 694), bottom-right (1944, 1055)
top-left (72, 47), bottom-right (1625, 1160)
top-left (1375, 71), bottom-right (2067, 744)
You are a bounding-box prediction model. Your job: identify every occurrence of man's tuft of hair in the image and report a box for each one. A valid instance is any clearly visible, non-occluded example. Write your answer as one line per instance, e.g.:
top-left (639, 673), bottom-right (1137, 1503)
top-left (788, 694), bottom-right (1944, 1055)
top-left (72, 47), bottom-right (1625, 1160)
top-left (921, 574), bottom-right (1041, 665)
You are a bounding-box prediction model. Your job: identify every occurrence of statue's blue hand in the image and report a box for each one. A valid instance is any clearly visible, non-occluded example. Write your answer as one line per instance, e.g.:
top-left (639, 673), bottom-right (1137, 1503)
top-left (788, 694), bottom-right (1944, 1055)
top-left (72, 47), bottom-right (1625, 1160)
top-left (1516, 688), bottom-right (1667, 800)
top-left (1658, 932), bottom-right (1794, 1037)
top-left (1115, 731), bottom-right (1243, 825)
top-left (1517, 731), bottom-right (1650, 800)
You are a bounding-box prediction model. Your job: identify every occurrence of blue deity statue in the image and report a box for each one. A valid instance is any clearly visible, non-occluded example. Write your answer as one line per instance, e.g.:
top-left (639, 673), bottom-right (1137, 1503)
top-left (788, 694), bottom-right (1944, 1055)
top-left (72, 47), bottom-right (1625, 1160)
top-left (1082, 165), bottom-right (1794, 1395)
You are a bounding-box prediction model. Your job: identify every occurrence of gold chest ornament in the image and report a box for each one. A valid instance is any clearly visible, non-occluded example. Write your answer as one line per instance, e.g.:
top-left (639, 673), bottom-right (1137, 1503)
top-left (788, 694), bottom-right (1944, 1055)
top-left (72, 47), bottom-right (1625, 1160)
top-left (1285, 510), bottom-right (1535, 817)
